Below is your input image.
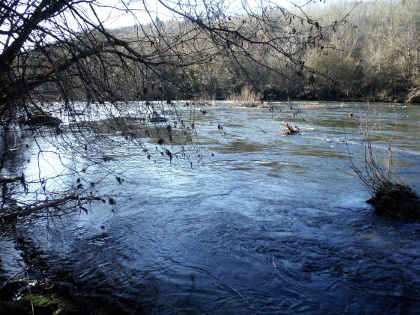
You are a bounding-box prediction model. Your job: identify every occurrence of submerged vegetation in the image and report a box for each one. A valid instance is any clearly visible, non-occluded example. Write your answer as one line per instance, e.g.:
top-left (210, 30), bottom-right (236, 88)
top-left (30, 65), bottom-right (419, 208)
top-left (75, 116), bottom-right (194, 145)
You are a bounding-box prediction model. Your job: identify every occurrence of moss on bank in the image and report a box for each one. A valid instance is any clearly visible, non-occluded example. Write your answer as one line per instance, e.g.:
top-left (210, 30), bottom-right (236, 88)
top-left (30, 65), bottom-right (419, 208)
top-left (0, 279), bottom-right (129, 315)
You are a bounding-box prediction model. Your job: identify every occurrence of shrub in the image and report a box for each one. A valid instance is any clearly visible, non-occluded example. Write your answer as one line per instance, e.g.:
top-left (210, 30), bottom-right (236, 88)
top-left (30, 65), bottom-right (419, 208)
top-left (228, 86), bottom-right (262, 105)
top-left (350, 110), bottom-right (420, 220)
top-left (350, 139), bottom-right (420, 220)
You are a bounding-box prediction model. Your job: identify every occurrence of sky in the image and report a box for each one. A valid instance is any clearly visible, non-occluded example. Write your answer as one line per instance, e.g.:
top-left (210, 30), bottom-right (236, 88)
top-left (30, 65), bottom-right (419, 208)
top-left (88, 0), bottom-right (331, 29)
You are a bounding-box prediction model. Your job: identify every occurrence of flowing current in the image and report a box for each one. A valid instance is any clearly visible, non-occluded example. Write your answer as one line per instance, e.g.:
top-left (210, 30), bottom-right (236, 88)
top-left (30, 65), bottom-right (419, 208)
top-left (1, 102), bottom-right (420, 314)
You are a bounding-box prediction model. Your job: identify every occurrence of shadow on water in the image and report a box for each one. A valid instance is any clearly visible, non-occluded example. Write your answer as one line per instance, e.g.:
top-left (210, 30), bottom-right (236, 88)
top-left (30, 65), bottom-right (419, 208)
top-left (2, 102), bottom-right (420, 314)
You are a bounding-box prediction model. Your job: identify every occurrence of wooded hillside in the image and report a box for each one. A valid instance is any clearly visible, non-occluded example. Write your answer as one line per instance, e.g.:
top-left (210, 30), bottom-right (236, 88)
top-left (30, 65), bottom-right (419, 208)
top-left (115, 0), bottom-right (419, 103)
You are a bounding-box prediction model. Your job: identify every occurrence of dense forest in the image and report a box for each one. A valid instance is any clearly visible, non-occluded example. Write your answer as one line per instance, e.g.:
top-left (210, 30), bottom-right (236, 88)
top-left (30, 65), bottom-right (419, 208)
top-left (7, 0), bottom-right (419, 107)
top-left (303, 0), bottom-right (420, 103)
top-left (112, 0), bottom-right (420, 103)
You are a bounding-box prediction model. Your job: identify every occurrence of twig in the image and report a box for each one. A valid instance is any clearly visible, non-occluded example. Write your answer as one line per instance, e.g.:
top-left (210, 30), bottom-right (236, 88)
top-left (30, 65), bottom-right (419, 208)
top-left (0, 268), bottom-right (27, 291)
top-left (0, 195), bottom-right (104, 223)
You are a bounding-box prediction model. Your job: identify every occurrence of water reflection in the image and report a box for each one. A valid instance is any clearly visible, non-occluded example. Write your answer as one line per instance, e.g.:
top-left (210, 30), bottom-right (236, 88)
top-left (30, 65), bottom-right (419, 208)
top-left (0, 125), bottom-right (31, 175)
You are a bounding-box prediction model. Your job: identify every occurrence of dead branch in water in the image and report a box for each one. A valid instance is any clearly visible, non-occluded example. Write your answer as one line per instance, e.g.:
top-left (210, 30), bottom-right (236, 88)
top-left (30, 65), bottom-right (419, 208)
top-left (284, 123), bottom-right (300, 135)
top-left (0, 195), bottom-right (104, 224)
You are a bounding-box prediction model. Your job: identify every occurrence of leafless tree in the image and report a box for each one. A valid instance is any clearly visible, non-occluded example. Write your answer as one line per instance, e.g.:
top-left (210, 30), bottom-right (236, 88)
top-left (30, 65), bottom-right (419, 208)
top-left (0, 0), bottom-right (334, 221)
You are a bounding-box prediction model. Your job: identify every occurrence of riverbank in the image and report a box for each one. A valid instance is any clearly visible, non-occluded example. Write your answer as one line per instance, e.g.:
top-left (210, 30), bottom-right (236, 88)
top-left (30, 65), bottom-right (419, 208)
top-left (0, 231), bottom-right (131, 314)
top-left (1, 277), bottom-right (130, 315)
top-left (261, 87), bottom-right (420, 104)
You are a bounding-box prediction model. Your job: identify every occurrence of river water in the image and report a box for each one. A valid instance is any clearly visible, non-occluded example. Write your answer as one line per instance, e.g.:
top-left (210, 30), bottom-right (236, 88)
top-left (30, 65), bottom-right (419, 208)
top-left (2, 102), bottom-right (420, 314)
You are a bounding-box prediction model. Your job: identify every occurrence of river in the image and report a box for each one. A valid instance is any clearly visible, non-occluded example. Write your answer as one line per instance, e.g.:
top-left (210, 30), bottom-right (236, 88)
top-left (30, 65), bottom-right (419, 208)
top-left (1, 101), bottom-right (420, 314)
